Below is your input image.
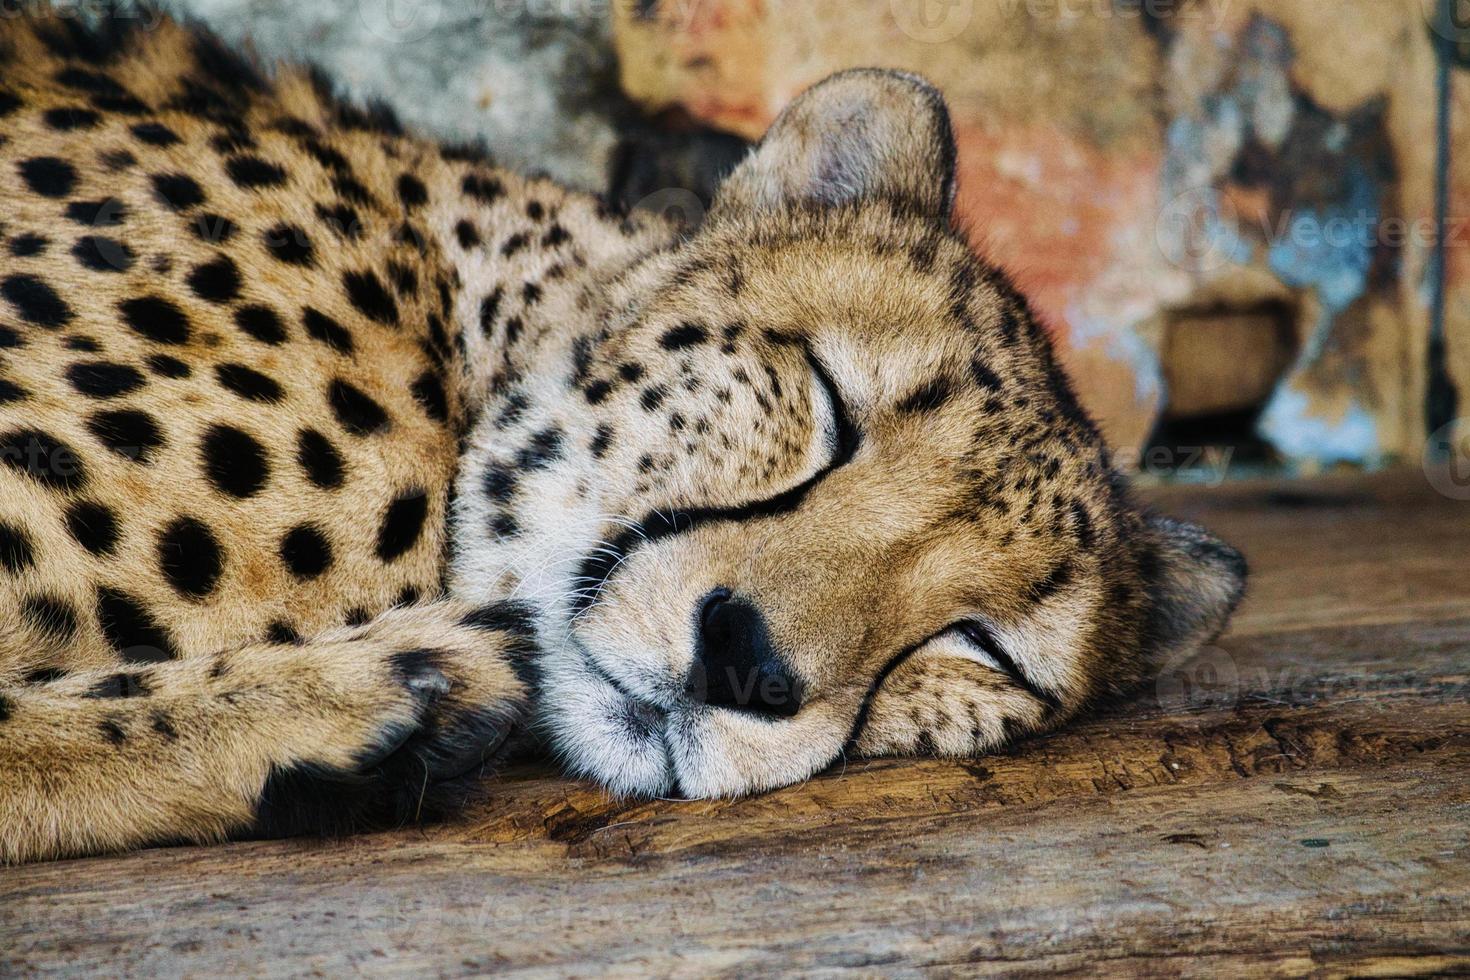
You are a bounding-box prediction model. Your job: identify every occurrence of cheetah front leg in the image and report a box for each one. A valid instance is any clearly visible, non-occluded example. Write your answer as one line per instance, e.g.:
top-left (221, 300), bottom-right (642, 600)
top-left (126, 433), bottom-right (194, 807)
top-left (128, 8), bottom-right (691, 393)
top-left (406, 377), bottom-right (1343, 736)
top-left (0, 600), bottom-right (534, 864)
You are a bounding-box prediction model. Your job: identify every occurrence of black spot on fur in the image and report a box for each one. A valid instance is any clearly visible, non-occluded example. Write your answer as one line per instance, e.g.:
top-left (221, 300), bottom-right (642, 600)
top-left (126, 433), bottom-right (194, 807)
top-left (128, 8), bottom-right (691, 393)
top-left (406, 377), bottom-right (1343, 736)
top-left (22, 594), bottom-right (78, 640)
top-left (18, 156), bottom-right (78, 197)
top-left (234, 305), bottom-right (287, 345)
top-left (201, 424), bottom-right (270, 498)
top-left (280, 524), bottom-right (334, 580)
top-left (8, 233), bottom-right (47, 257)
top-left (388, 261), bottom-right (418, 298)
top-left (64, 500), bottom-right (119, 556)
top-left (66, 361), bottom-right (145, 399)
top-left (157, 516), bottom-right (225, 600)
top-left (266, 621), bottom-right (302, 644)
top-left (0, 375), bottom-right (27, 404)
top-left (462, 173), bottom-right (504, 203)
top-left (343, 270), bottom-right (398, 326)
top-left (71, 235), bottom-right (135, 273)
top-left (65, 197), bottom-right (126, 226)
top-left (897, 377), bottom-right (954, 414)
top-left (2, 274), bottom-right (73, 327)
top-left (455, 219), bottom-right (480, 249)
top-left (481, 462), bottom-right (519, 509)
top-left (97, 587), bottom-right (176, 662)
top-left (85, 671), bottom-right (152, 699)
top-left (119, 295), bottom-right (191, 344)
top-left (376, 490), bottom-right (429, 562)
top-left (151, 712), bottom-right (178, 739)
top-left (541, 223), bottom-right (570, 247)
top-left (300, 136), bottom-right (351, 173)
top-left (226, 154), bottom-right (287, 188)
top-left (584, 379), bottom-right (612, 405)
top-left (640, 385), bottom-right (668, 412)
top-left (151, 172), bottom-right (206, 210)
top-left (397, 173), bottom-right (428, 209)
top-left (99, 148), bottom-right (137, 171)
top-left (86, 409), bottom-right (164, 463)
top-left (971, 358), bottom-right (1003, 392)
top-left (411, 371), bottom-right (449, 423)
top-left (490, 513), bottom-right (519, 537)
top-left (262, 223), bottom-right (315, 265)
top-left (329, 380), bottom-right (390, 436)
top-left (215, 363), bottom-right (284, 403)
top-left (344, 607), bottom-right (371, 627)
top-left (495, 391), bottom-right (530, 429)
top-left (96, 717), bottom-right (127, 744)
top-left (479, 287), bottom-right (503, 336)
top-left (44, 106), bottom-right (100, 130)
top-left (331, 174), bottom-right (376, 207)
top-left (522, 282), bottom-right (542, 305)
top-left (459, 600), bottom-right (536, 637)
top-left (660, 323), bottom-right (707, 350)
top-left (0, 521), bottom-right (36, 574)
top-left (146, 354), bottom-right (190, 378)
top-left (315, 202), bottom-right (361, 240)
top-left (131, 121), bottom-right (180, 145)
top-left (192, 212), bottom-right (238, 245)
top-left (500, 232), bottom-right (529, 257)
top-left (0, 429), bottom-right (87, 490)
top-left (590, 424), bottom-right (613, 459)
top-left (296, 428), bottom-right (346, 488)
top-left (301, 307), bottom-right (354, 354)
top-left (187, 254), bottom-right (242, 303)
top-left (516, 428), bottom-right (563, 470)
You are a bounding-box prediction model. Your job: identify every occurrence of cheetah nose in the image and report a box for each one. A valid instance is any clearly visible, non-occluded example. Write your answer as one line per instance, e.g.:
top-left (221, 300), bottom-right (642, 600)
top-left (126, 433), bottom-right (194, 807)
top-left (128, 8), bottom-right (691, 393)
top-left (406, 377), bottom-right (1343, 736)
top-left (688, 588), bottom-right (803, 718)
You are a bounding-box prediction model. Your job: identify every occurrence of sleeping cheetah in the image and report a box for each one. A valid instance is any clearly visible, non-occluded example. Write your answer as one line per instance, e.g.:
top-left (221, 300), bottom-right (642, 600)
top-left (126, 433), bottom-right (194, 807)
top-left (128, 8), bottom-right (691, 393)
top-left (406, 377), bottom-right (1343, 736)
top-left (0, 13), bottom-right (1246, 863)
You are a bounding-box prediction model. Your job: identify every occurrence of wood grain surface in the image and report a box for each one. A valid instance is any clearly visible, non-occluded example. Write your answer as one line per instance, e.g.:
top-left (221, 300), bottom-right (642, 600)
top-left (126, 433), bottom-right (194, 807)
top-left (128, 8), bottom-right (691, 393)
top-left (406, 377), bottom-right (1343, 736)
top-left (3, 470), bottom-right (1467, 977)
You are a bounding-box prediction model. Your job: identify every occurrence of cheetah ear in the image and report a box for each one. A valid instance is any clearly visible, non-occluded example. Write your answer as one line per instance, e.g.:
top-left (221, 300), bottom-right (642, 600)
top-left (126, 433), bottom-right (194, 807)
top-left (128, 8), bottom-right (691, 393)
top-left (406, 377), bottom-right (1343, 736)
top-left (1139, 515), bottom-right (1248, 662)
top-left (709, 68), bottom-right (957, 223)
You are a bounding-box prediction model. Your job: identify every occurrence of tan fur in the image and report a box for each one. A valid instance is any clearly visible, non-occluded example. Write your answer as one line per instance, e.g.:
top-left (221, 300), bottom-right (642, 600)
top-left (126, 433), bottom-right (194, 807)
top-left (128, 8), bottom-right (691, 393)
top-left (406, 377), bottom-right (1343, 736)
top-left (0, 16), bottom-right (1245, 862)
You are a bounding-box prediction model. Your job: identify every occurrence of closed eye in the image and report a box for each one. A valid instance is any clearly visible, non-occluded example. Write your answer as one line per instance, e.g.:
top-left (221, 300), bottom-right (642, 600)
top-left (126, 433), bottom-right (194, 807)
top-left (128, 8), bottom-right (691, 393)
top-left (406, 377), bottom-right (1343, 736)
top-left (572, 351), bottom-right (858, 615)
top-left (808, 350), bottom-right (860, 468)
top-left (951, 621), bottom-right (1063, 712)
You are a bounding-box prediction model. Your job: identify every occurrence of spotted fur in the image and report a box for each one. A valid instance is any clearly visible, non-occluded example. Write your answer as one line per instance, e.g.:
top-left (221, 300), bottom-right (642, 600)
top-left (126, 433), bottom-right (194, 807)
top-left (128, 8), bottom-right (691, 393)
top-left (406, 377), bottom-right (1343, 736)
top-left (0, 16), bottom-right (1244, 862)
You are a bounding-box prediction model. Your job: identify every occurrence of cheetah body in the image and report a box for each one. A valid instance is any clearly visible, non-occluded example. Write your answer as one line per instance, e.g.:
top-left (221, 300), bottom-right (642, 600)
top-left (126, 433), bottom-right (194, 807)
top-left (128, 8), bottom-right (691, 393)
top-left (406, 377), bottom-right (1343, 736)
top-left (0, 15), bottom-right (1246, 863)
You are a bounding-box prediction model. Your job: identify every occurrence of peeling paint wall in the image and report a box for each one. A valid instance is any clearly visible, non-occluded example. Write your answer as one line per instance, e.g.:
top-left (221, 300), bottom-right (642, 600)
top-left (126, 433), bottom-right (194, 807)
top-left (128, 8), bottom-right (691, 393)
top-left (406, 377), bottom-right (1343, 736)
top-left (615, 0), bottom-right (1448, 468)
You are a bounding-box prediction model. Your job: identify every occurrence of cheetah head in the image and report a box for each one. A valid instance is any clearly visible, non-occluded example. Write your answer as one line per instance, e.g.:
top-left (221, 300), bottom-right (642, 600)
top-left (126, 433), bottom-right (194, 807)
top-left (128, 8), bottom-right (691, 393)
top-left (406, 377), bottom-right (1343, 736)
top-left (451, 70), bottom-right (1246, 797)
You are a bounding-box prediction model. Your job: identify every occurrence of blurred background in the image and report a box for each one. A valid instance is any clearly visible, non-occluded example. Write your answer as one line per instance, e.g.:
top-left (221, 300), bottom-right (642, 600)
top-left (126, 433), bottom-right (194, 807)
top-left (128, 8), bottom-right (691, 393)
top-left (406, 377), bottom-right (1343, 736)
top-left (156, 0), bottom-right (1465, 483)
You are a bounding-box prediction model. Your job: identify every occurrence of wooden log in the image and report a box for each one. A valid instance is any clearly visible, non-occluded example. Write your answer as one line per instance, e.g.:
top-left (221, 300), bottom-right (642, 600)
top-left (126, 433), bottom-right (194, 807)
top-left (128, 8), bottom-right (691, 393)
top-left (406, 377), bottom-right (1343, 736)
top-left (1, 471), bottom-right (1467, 976)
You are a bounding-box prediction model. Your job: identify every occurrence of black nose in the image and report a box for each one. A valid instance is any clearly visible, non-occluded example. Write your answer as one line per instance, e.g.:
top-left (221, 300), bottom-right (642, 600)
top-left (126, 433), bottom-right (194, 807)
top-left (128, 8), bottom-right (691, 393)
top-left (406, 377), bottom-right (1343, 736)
top-left (689, 589), bottom-right (803, 717)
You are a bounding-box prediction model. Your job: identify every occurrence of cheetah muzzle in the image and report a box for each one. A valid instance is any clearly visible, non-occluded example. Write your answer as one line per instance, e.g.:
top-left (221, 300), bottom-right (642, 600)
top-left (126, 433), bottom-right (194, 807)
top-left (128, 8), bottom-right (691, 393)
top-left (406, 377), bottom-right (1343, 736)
top-left (0, 17), bottom-right (1244, 862)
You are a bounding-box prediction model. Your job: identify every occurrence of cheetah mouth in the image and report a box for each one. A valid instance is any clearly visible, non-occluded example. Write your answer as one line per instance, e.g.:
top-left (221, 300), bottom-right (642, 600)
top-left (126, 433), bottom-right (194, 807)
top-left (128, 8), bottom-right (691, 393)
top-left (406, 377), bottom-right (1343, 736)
top-left (536, 632), bottom-right (682, 797)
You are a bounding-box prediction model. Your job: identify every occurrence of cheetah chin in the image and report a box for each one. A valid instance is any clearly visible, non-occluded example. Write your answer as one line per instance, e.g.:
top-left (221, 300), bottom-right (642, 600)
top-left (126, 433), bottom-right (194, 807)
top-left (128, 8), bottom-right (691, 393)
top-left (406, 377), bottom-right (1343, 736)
top-left (0, 15), bottom-right (1244, 861)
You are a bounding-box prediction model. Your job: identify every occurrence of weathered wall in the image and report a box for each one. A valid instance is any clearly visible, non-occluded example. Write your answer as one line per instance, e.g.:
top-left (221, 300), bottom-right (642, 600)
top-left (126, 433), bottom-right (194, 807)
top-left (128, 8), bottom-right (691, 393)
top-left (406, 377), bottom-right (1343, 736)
top-left (171, 0), bottom-right (626, 190)
top-left (615, 0), bottom-right (1451, 466)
